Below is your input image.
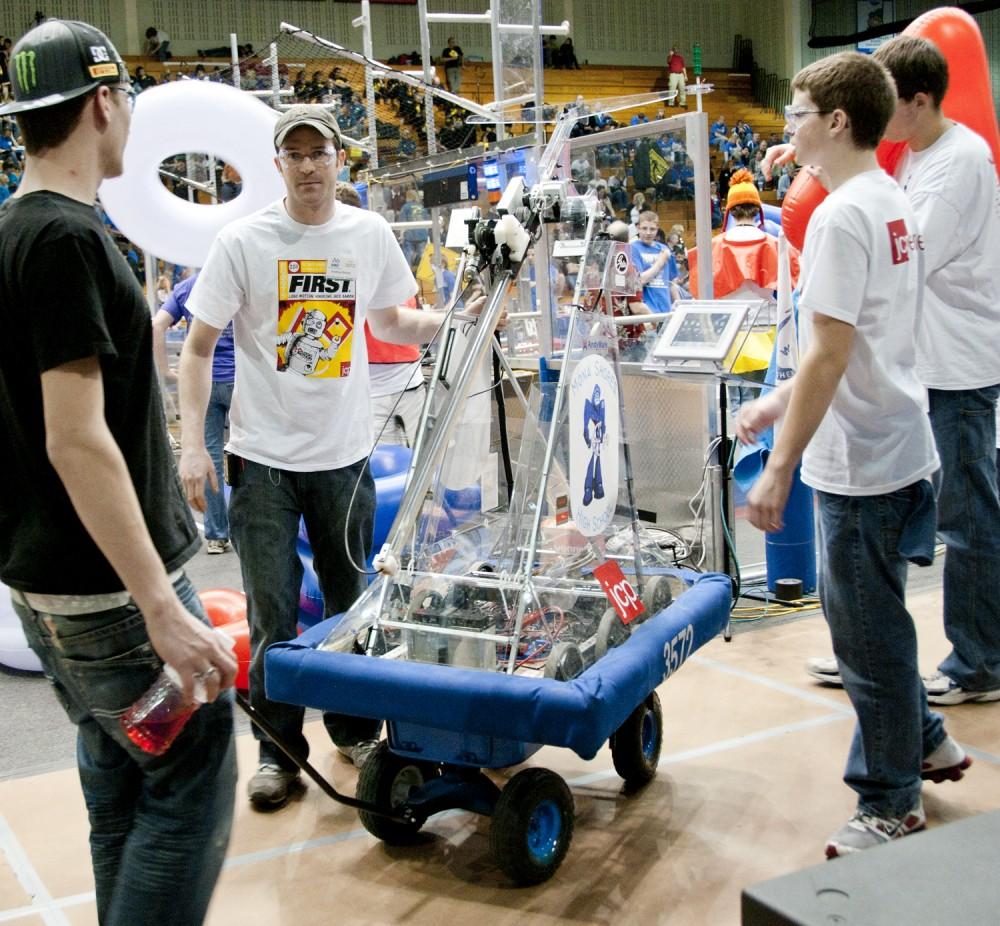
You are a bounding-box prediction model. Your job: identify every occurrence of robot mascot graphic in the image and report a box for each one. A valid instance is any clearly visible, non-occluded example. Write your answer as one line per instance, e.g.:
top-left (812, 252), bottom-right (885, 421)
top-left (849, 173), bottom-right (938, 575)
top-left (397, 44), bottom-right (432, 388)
top-left (277, 308), bottom-right (343, 375)
top-left (582, 383), bottom-right (606, 506)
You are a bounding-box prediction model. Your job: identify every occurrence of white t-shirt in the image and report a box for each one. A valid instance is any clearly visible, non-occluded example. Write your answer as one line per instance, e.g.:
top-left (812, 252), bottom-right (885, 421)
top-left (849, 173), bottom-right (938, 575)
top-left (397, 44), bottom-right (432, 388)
top-left (797, 170), bottom-right (939, 496)
top-left (895, 122), bottom-right (1000, 390)
top-left (368, 359), bottom-right (422, 398)
top-left (189, 199), bottom-right (417, 471)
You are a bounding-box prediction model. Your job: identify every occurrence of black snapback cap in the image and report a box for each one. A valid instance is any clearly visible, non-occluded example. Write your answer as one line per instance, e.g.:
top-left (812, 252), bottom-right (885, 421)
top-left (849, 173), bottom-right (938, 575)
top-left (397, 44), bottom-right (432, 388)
top-left (0, 19), bottom-right (129, 117)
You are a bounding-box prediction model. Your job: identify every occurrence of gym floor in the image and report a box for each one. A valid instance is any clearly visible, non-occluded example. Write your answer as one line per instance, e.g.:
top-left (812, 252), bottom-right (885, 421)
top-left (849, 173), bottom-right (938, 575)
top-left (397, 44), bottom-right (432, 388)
top-left (2, 553), bottom-right (999, 925)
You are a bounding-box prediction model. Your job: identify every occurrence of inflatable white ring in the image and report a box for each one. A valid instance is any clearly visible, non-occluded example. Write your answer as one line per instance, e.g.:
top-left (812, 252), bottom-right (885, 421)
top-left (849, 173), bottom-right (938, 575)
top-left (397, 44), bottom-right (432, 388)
top-left (0, 584), bottom-right (43, 673)
top-left (99, 80), bottom-right (286, 269)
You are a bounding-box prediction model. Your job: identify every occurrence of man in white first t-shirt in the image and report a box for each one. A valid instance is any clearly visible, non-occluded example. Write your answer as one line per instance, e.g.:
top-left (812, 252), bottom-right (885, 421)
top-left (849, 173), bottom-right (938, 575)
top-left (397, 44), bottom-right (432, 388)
top-left (736, 52), bottom-right (966, 859)
top-left (871, 36), bottom-right (1000, 706)
top-left (178, 106), bottom-right (449, 810)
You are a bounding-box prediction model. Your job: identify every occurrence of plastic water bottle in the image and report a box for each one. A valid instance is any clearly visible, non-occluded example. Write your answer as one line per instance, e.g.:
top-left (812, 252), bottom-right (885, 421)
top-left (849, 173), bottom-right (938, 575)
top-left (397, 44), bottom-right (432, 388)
top-left (120, 633), bottom-right (234, 756)
top-left (120, 665), bottom-right (207, 756)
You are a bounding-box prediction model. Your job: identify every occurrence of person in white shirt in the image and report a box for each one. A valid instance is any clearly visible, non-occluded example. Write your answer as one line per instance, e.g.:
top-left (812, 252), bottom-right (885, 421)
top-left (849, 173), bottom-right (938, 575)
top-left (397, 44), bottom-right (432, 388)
top-left (178, 106), bottom-right (450, 810)
top-left (872, 36), bottom-right (1000, 705)
top-left (804, 37), bottom-right (1000, 707)
top-left (736, 51), bottom-right (966, 859)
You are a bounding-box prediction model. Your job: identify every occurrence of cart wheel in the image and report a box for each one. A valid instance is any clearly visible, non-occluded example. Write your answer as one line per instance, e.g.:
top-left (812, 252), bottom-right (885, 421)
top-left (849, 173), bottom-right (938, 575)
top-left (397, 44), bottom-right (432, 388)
top-left (490, 768), bottom-right (575, 886)
top-left (356, 742), bottom-right (430, 845)
top-left (594, 607), bottom-right (630, 660)
top-left (610, 691), bottom-right (663, 788)
top-left (641, 575), bottom-right (673, 619)
top-left (543, 641), bottom-right (585, 681)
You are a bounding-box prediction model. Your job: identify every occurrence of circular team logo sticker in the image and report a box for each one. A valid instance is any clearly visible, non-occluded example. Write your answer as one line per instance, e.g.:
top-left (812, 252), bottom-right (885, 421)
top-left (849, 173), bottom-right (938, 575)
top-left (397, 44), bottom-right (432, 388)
top-left (568, 354), bottom-right (619, 538)
top-left (288, 260), bottom-right (300, 273)
top-left (614, 251), bottom-right (629, 274)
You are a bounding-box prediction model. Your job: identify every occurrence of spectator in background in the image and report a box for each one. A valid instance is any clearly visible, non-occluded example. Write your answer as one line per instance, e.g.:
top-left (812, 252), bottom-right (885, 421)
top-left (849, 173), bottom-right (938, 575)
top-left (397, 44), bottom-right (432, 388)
top-left (153, 272), bottom-right (234, 555)
top-left (631, 211), bottom-right (678, 315)
top-left (0, 36), bottom-right (11, 97)
top-left (0, 119), bottom-right (14, 153)
top-left (220, 163), bottom-right (241, 202)
top-left (629, 191), bottom-right (645, 227)
top-left (710, 181), bottom-right (723, 229)
top-left (399, 188), bottom-right (428, 268)
top-left (132, 66), bottom-right (156, 92)
top-left (543, 35), bottom-right (558, 67)
top-left (441, 36), bottom-right (464, 94)
top-left (557, 37), bottom-right (581, 69)
top-left (143, 26), bottom-right (171, 61)
top-left (667, 46), bottom-right (687, 107)
top-left (710, 115), bottom-right (728, 149)
top-left (776, 165), bottom-right (794, 201)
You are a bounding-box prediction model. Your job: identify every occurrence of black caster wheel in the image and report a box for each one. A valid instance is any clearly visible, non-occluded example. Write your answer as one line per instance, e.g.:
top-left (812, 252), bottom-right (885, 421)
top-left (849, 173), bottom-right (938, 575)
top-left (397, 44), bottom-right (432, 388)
top-left (641, 575), bottom-right (673, 619)
top-left (490, 768), bottom-right (575, 886)
top-left (594, 607), bottom-right (630, 660)
top-left (609, 691), bottom-right (663, 788)
top-left (543, 641), bottom-right (585, 680)
top-left (356, 742), bottom-right (431, 845)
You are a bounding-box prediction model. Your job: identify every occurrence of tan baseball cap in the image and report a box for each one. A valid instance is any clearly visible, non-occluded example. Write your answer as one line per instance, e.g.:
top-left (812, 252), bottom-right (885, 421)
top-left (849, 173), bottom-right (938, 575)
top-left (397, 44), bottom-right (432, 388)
top-left (273, 105), bottom-right (342, 149)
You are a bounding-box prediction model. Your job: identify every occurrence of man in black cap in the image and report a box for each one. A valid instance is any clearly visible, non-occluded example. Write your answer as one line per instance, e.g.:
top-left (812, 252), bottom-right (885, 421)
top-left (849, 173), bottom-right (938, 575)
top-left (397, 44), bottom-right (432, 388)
top-left (178, 104), bottom-right (452, 808)
top-left (0, 20), bottom-right (236, 926)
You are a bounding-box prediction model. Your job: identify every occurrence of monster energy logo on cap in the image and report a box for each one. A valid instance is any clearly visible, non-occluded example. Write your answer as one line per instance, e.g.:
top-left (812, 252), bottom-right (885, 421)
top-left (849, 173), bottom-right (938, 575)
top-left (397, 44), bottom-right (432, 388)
top-left (14, 50), bottom-right (37, 91)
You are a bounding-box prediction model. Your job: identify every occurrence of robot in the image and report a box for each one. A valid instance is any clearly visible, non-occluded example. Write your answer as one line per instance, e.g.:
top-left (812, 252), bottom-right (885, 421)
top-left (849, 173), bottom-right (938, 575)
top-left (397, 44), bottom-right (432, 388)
top-left (277, 308), bottom-right (342, 375)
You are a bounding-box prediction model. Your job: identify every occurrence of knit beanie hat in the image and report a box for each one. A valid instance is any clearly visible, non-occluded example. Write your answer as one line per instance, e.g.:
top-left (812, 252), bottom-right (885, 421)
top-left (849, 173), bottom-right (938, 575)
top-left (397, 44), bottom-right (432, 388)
top-left (724, 168), bottom-right (764, 228)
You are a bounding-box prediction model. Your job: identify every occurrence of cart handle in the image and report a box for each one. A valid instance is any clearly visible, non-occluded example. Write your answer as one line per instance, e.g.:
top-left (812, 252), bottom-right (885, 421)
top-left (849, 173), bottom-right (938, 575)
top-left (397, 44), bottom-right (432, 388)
top-left (235, 691), bottom-right (413, 825)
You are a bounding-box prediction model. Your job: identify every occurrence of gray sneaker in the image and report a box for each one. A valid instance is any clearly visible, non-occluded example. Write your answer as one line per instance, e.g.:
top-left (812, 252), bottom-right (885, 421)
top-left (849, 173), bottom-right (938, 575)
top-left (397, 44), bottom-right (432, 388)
top-left (247, 763), bottom-right (301, 809)
top-left (347, 739), bottom-right (381, 769)
top-left (825, 800), bottom-right (925, 859)
top-left (923, 672), bottom-right (1000, 706)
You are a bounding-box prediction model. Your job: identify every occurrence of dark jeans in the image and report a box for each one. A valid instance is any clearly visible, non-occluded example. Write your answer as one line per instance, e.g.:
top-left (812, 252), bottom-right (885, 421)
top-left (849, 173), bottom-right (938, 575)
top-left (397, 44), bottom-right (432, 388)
top-left (817, 485), bottom-right (946, 817)
top-left (229, 457), bottom-right (375, 770)
top-left (13, 573), bottom-right (236, 926)
top-left (928, 385), bottom-right (1000, 691)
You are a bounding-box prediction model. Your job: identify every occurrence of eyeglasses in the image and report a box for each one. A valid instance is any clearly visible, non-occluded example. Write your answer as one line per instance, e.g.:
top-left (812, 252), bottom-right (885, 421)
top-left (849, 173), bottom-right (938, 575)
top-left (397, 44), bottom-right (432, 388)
top-left (110, 85), bottom-right (136, 112)
top-left (784, 105), bottom-right (830, 126)
top-left (277, 147), bottom-right (339, 167)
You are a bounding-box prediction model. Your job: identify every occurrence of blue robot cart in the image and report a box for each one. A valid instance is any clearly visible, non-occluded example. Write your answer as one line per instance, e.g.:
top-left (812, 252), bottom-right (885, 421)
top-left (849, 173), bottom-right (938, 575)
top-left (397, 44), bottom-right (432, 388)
top-left (262, 572), bottom-right (731, 885)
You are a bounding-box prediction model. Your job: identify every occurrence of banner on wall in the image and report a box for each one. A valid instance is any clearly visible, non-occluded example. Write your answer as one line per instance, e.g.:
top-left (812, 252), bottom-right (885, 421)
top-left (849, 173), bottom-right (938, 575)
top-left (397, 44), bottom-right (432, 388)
top-left (857, 1), bottom-right (895, 54)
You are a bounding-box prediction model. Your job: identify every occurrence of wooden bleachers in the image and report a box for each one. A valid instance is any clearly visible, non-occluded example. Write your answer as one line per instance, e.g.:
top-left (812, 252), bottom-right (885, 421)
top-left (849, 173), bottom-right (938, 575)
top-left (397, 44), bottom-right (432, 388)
top-left (124, 53), bottom-right (783, 235)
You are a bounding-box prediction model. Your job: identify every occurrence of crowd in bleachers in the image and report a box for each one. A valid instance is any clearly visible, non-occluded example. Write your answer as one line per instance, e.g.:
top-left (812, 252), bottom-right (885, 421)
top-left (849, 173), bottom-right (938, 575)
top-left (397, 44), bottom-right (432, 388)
top-left (709, 114), bottom-right (794, 193)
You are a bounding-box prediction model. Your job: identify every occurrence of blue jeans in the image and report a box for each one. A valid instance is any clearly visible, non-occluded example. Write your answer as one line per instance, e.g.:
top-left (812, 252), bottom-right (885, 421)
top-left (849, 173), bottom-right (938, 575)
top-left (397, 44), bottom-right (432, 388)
top-left (13, 574), bottom-right (236, 926)
top-left (817, 485), bottom-right (946, 818)
top-left (928, 386), bottom-right (1000, 691)
top-left (204, 381), bottom-right (233, 541)
top-left (229, 457), bottom-right (375, 769)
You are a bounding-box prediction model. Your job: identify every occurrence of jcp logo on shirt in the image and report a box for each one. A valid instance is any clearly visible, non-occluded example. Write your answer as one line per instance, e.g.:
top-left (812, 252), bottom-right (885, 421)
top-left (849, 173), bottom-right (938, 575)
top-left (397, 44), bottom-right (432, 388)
top-left (886, 218), bottom-right (925, 266)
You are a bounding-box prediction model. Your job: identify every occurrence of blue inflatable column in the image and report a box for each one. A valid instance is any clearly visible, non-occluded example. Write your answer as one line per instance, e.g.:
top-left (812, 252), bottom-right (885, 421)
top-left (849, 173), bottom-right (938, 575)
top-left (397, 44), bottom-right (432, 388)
top-left (765, 464), bottom-right (816, 594)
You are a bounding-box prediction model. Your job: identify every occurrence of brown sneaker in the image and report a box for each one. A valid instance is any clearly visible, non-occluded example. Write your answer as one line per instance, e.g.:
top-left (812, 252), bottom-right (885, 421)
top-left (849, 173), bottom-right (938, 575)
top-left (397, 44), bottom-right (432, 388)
top-left (247, 763), bottom-right (301, 809)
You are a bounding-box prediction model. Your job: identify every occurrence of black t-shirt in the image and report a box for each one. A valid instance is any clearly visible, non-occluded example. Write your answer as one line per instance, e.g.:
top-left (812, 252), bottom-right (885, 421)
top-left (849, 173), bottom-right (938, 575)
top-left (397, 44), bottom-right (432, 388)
top-left (442, 44), bottom-right (463, 69)
top-left (0, 192), bottom-right (199, 594)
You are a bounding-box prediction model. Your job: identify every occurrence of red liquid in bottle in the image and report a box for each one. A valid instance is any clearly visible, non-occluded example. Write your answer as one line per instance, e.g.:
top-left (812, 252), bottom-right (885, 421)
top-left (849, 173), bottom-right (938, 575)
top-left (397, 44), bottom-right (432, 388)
top-left (120, 670), bottom-right (198, 756)
top-left (121, 710), bottom-right (196, 756)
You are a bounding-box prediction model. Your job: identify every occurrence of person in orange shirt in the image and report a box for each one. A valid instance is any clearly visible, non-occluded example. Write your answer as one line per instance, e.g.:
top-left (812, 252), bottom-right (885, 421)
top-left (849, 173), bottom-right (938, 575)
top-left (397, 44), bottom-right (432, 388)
top-left (688, 169), bottom-right (799, 299)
